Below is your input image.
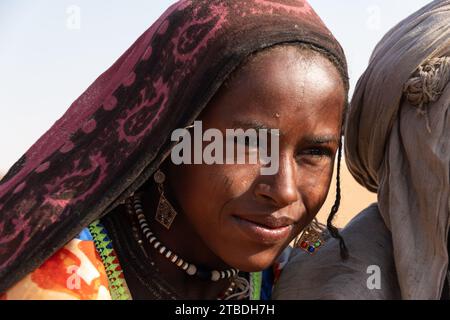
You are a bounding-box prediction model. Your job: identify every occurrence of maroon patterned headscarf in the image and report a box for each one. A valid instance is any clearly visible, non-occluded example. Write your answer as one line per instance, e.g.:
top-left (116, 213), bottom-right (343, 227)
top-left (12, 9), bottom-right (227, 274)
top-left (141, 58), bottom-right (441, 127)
top-left (0, 0), bottom-right (347, 291)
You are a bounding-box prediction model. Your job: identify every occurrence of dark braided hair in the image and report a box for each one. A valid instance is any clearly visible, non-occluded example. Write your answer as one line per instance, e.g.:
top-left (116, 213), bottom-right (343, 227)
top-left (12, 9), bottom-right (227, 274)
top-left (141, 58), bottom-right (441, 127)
top-left (326, 138), bottom-right (349, 260)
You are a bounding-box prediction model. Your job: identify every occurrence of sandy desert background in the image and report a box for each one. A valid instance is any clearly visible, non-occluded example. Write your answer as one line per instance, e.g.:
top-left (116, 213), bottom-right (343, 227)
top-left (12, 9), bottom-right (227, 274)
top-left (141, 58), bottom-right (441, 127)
top-left (317, 159), bottom-right (377, 228)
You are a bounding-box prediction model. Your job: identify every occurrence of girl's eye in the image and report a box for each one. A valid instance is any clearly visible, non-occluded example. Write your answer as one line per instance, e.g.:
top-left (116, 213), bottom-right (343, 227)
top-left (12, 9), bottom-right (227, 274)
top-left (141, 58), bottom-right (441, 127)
top-left (305, 148), bottom-right (328, 157)
top-left (296, 147), bottom-right (333, 163)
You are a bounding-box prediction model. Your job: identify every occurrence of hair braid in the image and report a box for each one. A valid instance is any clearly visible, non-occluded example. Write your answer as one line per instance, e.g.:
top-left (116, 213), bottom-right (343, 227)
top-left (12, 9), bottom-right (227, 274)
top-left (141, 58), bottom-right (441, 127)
top-left (326, 139), bottom-right (349, 260)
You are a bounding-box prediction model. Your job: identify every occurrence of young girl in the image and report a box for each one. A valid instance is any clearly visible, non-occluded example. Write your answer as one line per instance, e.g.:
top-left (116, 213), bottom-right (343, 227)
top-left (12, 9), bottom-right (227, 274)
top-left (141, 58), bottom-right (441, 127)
top-left (0, 0), bottom-right (348, 300)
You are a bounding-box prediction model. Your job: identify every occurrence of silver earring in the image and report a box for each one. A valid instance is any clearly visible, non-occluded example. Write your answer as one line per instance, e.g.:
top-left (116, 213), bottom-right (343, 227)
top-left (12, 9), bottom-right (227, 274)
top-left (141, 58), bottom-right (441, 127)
top-left (153, 169), bottom-right (178, 229)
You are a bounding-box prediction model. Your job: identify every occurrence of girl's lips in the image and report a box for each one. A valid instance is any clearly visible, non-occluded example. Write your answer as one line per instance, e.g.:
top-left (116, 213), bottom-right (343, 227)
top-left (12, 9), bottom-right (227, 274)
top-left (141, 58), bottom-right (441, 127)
top-left (231, 215), bottom-right (292, 245)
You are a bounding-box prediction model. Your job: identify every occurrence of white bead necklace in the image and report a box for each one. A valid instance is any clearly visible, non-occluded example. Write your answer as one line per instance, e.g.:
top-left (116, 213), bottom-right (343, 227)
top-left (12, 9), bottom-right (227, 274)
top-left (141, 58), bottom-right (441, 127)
top-left (128, 194), bottom-right (240, 282)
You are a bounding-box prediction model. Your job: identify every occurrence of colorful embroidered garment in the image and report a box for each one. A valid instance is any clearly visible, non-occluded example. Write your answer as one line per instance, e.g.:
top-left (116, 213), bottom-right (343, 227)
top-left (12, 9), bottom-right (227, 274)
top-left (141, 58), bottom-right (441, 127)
top-left (1, 225), bottom-right (113, 300)
top-left (1, 221), bottom-right (290, 300)
top-left (0, 0), bottom-right (347, 294)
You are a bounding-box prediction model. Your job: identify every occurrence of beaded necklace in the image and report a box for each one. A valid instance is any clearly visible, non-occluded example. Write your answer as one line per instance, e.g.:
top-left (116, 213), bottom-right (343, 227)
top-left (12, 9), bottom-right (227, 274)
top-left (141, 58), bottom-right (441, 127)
top-left (127, 194), bottom-right (255, 300)
top-left (128, 194), bottom-right (239, 281)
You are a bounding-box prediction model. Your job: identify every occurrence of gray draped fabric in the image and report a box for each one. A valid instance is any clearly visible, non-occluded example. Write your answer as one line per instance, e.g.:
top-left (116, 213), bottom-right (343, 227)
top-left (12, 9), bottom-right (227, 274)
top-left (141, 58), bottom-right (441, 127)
top-left (273, 205), bottom-right (401, 299)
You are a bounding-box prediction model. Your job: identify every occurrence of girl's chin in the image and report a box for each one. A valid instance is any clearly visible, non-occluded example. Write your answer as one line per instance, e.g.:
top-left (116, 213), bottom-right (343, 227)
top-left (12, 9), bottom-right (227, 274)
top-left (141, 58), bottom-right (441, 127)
top-left (222, 252), bottom-right (279, 273)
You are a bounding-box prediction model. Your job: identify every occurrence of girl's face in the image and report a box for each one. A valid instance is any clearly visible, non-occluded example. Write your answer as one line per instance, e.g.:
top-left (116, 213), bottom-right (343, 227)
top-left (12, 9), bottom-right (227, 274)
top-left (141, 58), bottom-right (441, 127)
top-left (167, 46), bottom-right (346, 272)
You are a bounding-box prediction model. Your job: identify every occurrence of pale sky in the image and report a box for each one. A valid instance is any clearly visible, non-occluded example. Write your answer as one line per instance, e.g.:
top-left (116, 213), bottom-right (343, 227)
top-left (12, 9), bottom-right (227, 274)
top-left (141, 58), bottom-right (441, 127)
top-left (0, 0), bottom-right (431, 173)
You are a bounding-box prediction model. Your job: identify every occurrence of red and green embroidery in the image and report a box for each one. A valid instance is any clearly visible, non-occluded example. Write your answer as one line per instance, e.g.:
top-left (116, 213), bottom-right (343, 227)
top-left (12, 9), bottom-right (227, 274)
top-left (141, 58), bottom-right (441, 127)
top-left (88, 220), bottom-right (132, 300)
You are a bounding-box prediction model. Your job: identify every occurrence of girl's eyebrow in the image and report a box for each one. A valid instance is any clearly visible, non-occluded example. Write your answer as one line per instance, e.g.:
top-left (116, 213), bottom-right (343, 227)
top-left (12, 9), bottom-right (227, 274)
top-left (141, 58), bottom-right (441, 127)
top-left (231, 120), bottom-right (282, 138)
top-left (231, 121), bottom-right (339, 144)
top-left (304, 134), bottom-right (340, 145)
top-left (231, 119), bottom-right (271, 131)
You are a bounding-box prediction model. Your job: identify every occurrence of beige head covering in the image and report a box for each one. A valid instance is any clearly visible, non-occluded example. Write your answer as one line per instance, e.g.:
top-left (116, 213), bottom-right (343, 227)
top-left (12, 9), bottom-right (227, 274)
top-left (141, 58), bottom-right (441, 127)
top-left (345, 0), bottom-right (450, 299)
